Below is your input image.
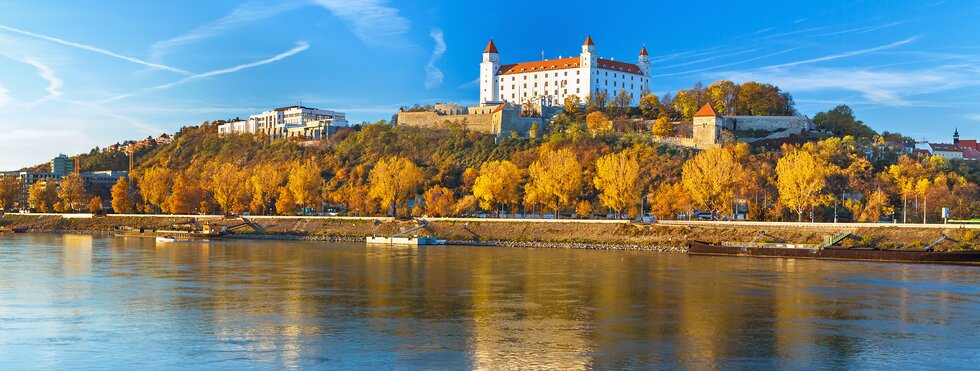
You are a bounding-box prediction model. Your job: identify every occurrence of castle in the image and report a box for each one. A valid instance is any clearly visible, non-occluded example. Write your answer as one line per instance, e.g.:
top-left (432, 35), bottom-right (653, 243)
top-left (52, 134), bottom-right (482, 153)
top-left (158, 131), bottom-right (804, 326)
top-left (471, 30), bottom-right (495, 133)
top-left (689, 104), bottom-right (815, 148)
top-left (480, 36), bottom-right (650, 107)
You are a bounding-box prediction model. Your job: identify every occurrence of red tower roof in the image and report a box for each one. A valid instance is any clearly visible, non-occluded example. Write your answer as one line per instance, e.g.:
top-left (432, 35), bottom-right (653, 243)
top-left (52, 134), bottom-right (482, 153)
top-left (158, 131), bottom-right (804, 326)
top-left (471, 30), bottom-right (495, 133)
top-left (694, 104), bottom-right (721, 118)
top-left (484, 39), bottom-right (498, 53)
top-left (640, 46), bottom-right (649, 56)
top-left (584, 35), bottom-right (595, 46)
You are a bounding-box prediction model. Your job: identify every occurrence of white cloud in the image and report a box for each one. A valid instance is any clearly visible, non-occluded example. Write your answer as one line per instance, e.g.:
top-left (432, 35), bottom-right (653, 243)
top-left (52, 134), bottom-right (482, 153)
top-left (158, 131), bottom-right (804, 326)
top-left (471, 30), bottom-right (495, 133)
top-left (424, 28), bottom-right (446, 89)
top-left (966, 114), bottom-right (980, 122)
top-left (761, 37), bottom-right (917, 70)
top-left (312, 0), bottom-right (410, 47)
top-left (149, 0), bottom-right (306, 61)
top-left (0, 83), bottom-right (10, 107)
top-left (0, 23), bottom-right (191, 75)
top-left (22, 58), bottom-right (63, 103)
top-left (100, 42), bottom-right (310, 104)
top-left (713, 65), bottom-right (980, 106)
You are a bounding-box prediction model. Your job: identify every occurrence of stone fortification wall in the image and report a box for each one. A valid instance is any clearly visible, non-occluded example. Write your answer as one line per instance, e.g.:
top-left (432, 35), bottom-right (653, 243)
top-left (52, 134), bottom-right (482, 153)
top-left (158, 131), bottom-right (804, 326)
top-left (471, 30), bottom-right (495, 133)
top-left (727, 116), bottom-right (814, 135)
top-left (396, 112), bottom-right (495, 133)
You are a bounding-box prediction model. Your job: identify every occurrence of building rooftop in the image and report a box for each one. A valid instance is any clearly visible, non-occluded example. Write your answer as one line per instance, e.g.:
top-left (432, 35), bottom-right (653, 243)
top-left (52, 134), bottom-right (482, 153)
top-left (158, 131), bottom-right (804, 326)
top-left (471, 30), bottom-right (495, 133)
top-left (497, 57), bottom-right (642, 76)
top-left (484, 39), bottom-right (498, 53)
top-left (694, 104), bottom-right (721, 118)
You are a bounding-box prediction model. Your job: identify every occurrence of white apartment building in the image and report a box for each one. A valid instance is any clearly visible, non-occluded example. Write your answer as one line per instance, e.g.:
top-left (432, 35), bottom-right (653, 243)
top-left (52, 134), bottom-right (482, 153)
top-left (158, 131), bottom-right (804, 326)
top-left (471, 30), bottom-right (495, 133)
top-left (217, 105), bottom-right (349, 139)
top-left (480, 36), bottom-right (651, 107)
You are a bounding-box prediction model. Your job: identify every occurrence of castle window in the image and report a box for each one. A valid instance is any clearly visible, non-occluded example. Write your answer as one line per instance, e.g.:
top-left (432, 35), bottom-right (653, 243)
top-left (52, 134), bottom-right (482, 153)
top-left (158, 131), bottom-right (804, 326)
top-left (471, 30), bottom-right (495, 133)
top-left (576, 88), bottom-right (580, 93)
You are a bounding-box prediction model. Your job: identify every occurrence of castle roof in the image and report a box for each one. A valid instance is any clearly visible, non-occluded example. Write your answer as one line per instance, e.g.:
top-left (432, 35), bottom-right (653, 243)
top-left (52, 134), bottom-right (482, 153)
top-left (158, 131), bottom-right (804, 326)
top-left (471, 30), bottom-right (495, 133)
top-left (484, 39), bottom-right (498, 53)
top-left (584, 35), bottom-right (595, 46)
top-left (640, 46), bottom-right (649, 56)
top-left (497, 57), bottom-right (643, 76)
top-left (694, 104), bottom-right (721, 118)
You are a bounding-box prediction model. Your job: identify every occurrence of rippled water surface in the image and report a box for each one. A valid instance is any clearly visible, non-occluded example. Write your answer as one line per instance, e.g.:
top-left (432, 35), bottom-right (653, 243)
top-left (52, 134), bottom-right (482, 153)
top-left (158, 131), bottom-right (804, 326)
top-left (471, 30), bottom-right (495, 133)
top-left (1, 234), bottom-right (979, 369)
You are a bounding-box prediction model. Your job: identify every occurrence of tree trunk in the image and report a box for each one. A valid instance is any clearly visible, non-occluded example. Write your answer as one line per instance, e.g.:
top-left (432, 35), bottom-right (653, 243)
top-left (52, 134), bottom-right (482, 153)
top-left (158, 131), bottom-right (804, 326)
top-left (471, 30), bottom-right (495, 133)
top-left (903, 195), bottom-right (907, 223)
top-left (798, 211), bottom-right (803, 222)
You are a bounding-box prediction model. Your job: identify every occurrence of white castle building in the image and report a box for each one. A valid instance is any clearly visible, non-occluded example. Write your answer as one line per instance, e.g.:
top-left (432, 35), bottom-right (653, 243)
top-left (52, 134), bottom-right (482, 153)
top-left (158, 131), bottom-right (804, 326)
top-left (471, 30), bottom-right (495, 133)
top-left (480, 36), bottom-right (651, 107)
top-left (218, 105), bottom-right (349, 139)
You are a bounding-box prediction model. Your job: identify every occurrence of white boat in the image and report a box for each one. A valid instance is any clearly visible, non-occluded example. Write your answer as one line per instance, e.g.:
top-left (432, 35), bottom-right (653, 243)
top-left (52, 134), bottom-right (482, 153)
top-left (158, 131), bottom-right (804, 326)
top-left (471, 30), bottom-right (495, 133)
top-left (366, 235), bottom-right (445, 246)
top-left (156, 236), bottom-right (178, 243)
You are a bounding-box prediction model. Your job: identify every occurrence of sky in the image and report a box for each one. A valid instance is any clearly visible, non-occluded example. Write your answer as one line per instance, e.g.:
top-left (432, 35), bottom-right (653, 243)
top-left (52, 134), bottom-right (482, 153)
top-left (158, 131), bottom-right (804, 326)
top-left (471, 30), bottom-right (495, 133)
top-left (1, 0), bottom-right (979, 170)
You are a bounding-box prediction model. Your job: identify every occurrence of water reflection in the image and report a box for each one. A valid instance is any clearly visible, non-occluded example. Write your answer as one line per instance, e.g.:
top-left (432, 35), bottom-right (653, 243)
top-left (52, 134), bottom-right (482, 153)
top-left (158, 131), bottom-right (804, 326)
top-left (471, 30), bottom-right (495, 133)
top-left (0, 234), bottom-right (977, 369)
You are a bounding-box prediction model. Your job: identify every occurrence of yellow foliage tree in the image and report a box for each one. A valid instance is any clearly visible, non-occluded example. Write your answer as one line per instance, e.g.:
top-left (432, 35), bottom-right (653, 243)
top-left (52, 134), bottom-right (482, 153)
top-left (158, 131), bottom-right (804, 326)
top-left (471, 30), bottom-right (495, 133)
top-left (210, 162), bottom-right (249, 214)
top-left (524, 148), bottom-right (582, 218)
top-left (0, 174), bottom-right (21, 211)
top-left (681, 147), bottom-right (744, 217)
top-left (593, 151), bottom-right (641, 218)
top-left (652, 116), bottom-right (672, 137)
top-left (167, 173), bottom-right (203, 214)
top-left (138, 166), bottom-right (173, 213)
top-left (576, 200), bottom-right (593, 218)
top-left (649, 182), bottom-right (691, 220)
top-left (776, 149), bottom-right (828, 222)
top-left (472, 160), bottom-right (522, 215)
top-left (422, 185), bottom-right (455, 217)
top-left (248, 162), bottom-right (287, 215)
top-left (57, 173), bottom-right (87, 213)
top-left (585, 111), bottom-right (612, 135)
top-left (110, 177), bottom-right (133, 214)
top-left (87, 196), bottom-right (103, 213)
top-left (28, 180), bottom-right (58, 212)
top-left (275, 186), bottom-right (297, 215)
top-left (564, 95), bottom-right (581, 116)
top-left (368, 156), bottom-right (423, 217)
top-left (287, 160), bottom-right (325, 214)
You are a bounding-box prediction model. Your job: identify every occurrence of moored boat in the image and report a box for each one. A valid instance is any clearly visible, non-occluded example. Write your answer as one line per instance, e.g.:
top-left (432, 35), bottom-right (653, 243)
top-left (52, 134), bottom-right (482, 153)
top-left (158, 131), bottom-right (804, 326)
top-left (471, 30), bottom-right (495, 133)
top-left (366, 235), bottom-right (445, 246)
top-left (688, 240), bottom-right (980, 264)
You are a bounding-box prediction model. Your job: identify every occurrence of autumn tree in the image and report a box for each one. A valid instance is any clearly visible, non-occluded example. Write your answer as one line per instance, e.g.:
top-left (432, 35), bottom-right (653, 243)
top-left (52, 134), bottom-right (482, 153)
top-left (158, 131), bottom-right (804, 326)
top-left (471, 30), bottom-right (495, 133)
top-left (472, 160), bottom-right (522, 215)
top-left (776, 149), bottom-right (828, 222)
top-left (284, 160), bottom-right (324, 214)
top-left (524, 149), bottom-right (582, 218)
top-left (652, 116), bottom-right (672, 137)
top-left (247, 163), bottom-right (287, 215)
top-left (28, 180), bottom-right (58, 212)
top-left (576, 200), bottom-right (593, 218)
top-left (563, 95), bottom-right (581, 116)
top-left (888, 156), bottom-right (925, 223)
top-left (87, 196), bottom-right (103, 213)
top-left (57, 173), bottom-right (87, 212)
top-left (167, 174), bottom-right (203, 214)
top-left (210, 162), bottom-right (249, 214)
top-left (649, 182), bottom-right (691, 220)
top-left (585, 111), bottom-right (613, 135)
top-left (138, 166), bottom-right (173, 213)
top-left (110, 177), bottom-right (133, 214)
top-left (275, 186), bottom-right (297, 215)
top-left (681, 146), bottom-right (744, 217)
top-left (639, 93), bottom-right (660, 119)
top-left (422, 185), bottom-right (455, 217)
top-left (612, 90), bottom-right (632, 117)
top-left (368, 156), bottom-right (423, 217)
top-left (0, 174), bottom-right (21, 211)
top-left (706, 80), bottom-right (738, 116)
top-left (593, 152), bottom-right (641, 218)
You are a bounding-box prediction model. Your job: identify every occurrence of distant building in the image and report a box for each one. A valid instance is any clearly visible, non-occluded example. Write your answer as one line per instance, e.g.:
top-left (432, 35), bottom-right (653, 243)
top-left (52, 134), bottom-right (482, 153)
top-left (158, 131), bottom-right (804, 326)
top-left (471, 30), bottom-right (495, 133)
top-left (480, 36), bottom-right (651, 107)
top-left (50, 154), bottom-right (74, 176)
top-left (920, 129), bottom-right (979, 161)
top-left (218, 105), bottom-right (349, 139)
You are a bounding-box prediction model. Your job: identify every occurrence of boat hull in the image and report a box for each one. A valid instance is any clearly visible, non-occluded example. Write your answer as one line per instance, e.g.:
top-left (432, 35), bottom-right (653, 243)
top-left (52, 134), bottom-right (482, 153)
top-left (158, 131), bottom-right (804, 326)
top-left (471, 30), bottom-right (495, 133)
top-left (366, 236), bottom-right (444, 246)
top-left (688, 241), bottom-right (980, 264)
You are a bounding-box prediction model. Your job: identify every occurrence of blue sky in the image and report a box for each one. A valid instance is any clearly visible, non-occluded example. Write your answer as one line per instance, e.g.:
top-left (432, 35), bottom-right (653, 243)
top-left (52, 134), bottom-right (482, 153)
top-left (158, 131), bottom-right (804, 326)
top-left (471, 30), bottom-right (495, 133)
top-left (1, 0), bottom-right (979, 170)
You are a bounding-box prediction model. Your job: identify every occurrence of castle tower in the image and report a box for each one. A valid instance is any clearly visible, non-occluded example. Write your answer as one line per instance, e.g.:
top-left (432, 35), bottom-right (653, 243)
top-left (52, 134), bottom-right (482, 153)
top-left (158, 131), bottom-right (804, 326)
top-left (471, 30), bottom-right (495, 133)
top-left (579, 35), bottom-right (597, 98)
top-left (954, 128), bottom-right (960, 144)
top-left (693, 103), bottom-right (724, 148)
top-left (638, 46), bottom-right (651, 79)
top-left (480, 39), bottom-right (501, 105)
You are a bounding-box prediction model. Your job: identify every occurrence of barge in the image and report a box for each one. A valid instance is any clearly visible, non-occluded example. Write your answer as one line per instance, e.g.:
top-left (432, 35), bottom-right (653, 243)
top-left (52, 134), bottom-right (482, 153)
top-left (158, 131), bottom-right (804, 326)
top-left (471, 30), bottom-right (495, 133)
top-left (688, 240), bottom-right (980, 264)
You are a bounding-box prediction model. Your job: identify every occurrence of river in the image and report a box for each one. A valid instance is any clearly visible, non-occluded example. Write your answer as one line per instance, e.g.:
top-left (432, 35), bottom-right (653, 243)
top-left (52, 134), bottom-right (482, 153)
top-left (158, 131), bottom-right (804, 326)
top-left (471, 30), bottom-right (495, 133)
top-left (1, 234), bottom-right (978, 369)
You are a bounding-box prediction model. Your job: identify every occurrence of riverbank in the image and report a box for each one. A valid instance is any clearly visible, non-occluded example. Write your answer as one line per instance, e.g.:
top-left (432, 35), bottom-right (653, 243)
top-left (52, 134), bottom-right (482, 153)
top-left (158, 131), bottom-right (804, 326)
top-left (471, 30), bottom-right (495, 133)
top-left (2, 213), bottom-right (975, 250)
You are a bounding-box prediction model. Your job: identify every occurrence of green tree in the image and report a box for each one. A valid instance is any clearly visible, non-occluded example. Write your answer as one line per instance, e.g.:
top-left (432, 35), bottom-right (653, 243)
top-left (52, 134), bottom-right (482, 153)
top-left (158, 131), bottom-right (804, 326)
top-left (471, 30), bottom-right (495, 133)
top-left (813, 105), bottom-right (876, 138)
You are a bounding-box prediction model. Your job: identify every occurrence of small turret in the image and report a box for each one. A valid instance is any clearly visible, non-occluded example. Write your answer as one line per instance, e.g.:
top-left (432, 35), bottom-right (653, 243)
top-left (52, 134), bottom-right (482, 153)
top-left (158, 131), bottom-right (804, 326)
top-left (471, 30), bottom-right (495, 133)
top-left (638, 46), bottom-right (651, 76)
top-left (954, 128), bottom-right (960, 144)
top-left (582, 35), bottom-right (595, 53)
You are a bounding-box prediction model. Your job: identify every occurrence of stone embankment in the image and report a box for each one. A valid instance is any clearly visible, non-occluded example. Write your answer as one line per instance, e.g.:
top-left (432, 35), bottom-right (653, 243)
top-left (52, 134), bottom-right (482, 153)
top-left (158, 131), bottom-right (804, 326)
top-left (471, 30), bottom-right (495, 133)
top-left (1, 213), bottom-right (975, 250)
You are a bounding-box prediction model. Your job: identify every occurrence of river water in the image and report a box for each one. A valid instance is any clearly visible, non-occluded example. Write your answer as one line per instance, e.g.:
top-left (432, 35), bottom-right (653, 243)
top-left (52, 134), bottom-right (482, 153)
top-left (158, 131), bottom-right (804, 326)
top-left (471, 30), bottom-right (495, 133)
top-left (0, 234), bottom-right (978, 369)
